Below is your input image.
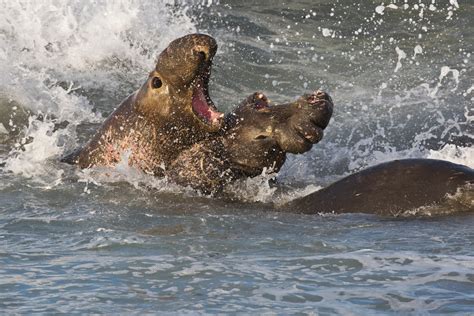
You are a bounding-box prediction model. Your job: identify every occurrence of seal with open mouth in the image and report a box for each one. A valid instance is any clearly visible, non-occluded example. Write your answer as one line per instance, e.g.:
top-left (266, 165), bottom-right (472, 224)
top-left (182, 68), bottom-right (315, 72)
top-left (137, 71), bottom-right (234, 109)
top-left (61, 34), bottom-right (224, 175)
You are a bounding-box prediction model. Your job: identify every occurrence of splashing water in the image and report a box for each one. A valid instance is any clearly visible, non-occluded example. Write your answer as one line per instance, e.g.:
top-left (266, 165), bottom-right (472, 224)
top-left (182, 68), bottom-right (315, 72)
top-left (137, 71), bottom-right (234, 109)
top-left (0, 0), bottom-right (196, 182)
top-left (0, 1), bottom-right (473, 314)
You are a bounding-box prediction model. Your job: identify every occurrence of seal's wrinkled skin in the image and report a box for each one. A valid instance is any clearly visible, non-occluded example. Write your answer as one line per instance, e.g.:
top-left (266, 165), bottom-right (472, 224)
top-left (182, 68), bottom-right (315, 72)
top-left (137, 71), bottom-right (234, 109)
top-left (61, 33), bottom-right (333, 189)
top-left (62, 34), bottom-right (224, 175)
top-left (167, 90), bottom-right (333, 194)
top-left (224, 90), bottom-right (332, 175)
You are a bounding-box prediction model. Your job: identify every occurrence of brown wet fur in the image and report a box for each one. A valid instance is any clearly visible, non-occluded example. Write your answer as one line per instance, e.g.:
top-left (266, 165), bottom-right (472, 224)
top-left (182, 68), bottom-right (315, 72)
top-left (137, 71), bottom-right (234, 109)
top-left (61, 34), bottom-right (222, 175)
top-left (167, 90), bottom-right (334, 194)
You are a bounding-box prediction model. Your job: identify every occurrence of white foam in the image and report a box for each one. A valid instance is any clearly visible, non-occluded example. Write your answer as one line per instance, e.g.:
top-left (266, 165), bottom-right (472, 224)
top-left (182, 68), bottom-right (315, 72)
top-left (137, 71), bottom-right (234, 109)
top-left (375, 5), bottom-right (385, 15)
top-left (0, 0), bottom-right (197, 185)
top-left (4, 117), bottom-right (65, 184)
top-left (431, 66), bottom-right (460, 97)
top-left (413, 45), bottom-right (423, 59)
top-left (0, 1), bottom-right (196, 72)
top-left (223, 169), bottom-right (278, 203)
top-left (427, 144), bottom-right (474, 168)
top-left (321, 28), bottom-right (334, 38)
top-left (394, 47), bottom-right (407, 73)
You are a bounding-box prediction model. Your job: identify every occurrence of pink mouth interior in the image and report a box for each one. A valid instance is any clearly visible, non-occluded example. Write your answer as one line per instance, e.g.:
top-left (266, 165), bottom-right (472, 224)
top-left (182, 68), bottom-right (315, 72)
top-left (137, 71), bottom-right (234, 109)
top-left (192, 81), bottom-right (223, 125)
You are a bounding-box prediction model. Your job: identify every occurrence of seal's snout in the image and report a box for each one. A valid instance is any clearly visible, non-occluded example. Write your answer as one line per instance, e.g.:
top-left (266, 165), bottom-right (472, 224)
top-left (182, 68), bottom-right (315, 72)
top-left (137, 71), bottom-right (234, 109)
top-left (315, 90), bottom-right (331, 102)
top-left (183, 34), bottom-right (222, 130)
top-left (307, 90), bottom-right (333, 129)
top-left (155, 33), bottom-right (218, 85)
top-left (191, 34), bottom-right (218, 62)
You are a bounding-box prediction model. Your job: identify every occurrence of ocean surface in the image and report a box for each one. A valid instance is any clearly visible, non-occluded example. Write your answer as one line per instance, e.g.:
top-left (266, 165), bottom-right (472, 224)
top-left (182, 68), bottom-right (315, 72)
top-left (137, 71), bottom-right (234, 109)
top-left (1, 0), bottom-right (473, 314)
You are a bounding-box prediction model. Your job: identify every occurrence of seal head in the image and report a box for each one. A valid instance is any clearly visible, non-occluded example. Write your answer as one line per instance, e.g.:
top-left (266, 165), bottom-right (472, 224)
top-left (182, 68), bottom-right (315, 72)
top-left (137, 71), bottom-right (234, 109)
top-left (223, 90), bottom-right (333, 176)
top-left (167, 90), bottom-right (334, 194)
top-left (61, 34), bottom-right (225, 173)
top-left (136, 34), bottom-right (223, 133)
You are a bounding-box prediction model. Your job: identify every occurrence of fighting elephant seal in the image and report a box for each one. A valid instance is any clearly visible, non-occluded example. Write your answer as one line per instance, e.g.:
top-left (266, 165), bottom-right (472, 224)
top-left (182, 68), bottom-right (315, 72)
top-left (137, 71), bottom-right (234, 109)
top-left (60, 33), bottom-right (334, 190)
top-left (62, 34), bottom-right (224, 176)
top-left (166, 91), bottom-right (472, 216)
top-left (58, 33), bottom-right (472, 216)
top-left (166, 90), bottom-right (334, 194)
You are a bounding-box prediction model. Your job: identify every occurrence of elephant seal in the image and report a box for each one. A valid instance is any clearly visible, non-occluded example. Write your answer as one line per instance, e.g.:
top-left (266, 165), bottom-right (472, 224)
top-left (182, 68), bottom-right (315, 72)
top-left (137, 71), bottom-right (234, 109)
top-left (287, 159), bottom-right (474, 216)
top-left (164, 88), bottom-right (472, 216)
top-left (62, 34), bottom-right (224, 175)
top-left (167, 90), bottom-right (334, 194)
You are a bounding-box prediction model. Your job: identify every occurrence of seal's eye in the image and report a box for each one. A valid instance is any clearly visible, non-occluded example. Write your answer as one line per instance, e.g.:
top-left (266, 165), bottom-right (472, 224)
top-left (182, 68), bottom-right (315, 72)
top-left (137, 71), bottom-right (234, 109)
top-left (151, 77), bottom-right (162, 89)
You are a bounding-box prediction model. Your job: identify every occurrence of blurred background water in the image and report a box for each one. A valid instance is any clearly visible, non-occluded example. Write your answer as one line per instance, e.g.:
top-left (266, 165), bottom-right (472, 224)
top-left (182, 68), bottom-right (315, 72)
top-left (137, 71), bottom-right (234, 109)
top-left (0, 0), bottom-right (473, 314)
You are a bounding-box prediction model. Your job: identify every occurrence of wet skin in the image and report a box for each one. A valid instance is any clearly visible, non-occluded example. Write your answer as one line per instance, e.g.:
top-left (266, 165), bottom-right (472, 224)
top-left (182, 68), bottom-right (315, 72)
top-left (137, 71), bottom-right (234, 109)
top-left (287, 159), bottom-right (474, 216)
top-left (60, 33), bottom-right (334, 190)
top-left (166, 91), bottom-right (473, 216)
top-left (59, 34), bottom-right (472, 216)
top-left (61, 32), bottom-right (334, 193)
top-left (167, 90), bottom-right (334, 194)
top-left (62, 34), bottom-right (224, 175)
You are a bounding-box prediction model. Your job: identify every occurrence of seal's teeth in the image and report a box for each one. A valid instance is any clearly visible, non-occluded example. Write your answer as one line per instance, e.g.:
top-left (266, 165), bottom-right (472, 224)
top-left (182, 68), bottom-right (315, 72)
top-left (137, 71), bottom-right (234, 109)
top-left (210, 113), bottom-right (224, 127)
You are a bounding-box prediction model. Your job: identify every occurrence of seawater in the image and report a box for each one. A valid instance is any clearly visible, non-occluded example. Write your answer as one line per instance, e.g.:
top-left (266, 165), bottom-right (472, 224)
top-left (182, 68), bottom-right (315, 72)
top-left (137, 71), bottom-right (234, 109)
top-left (0, 0), bottom-right (473, 314)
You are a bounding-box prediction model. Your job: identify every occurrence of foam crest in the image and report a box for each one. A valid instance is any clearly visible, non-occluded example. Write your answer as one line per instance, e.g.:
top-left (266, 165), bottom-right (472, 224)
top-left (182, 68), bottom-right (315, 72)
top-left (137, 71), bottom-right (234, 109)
top-left (0, 0), bottom-right (197, 183)
top-left (0, 1), bottom-right (196, 71)
top-left (4, 117), bottom-right (65, 185)
top-left (74, 151), bottom-right (197, 197)
top-left (223, 170), bottom-right (278, 203)
top-left (428, 144), bottom-right (474, 168)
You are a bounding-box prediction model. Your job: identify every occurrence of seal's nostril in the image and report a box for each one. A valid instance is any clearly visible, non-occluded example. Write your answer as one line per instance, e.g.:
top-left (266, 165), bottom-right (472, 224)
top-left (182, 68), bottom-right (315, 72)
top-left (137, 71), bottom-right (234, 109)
top-left (315, 90), bottom-right (326, 99)
top-left (315, 90), bottom-right (333, 103)
top-left (195, 50), bottom-right (207, 61)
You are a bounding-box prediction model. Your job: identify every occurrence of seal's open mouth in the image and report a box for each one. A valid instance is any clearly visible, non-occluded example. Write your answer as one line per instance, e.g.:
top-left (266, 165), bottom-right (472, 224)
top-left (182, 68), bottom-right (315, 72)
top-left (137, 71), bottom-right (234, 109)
top-left (191, 63), bottom-right (223, 127)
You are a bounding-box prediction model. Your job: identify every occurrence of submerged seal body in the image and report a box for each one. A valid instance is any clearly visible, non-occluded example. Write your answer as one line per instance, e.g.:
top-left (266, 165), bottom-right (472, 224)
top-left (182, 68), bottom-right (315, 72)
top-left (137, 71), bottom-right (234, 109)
top-left (62, 34), bottom-right (224, 175)
top-left (167, 90), bottom-right (334, 194)
top-left (287, 159), bottom-right (474, 216)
